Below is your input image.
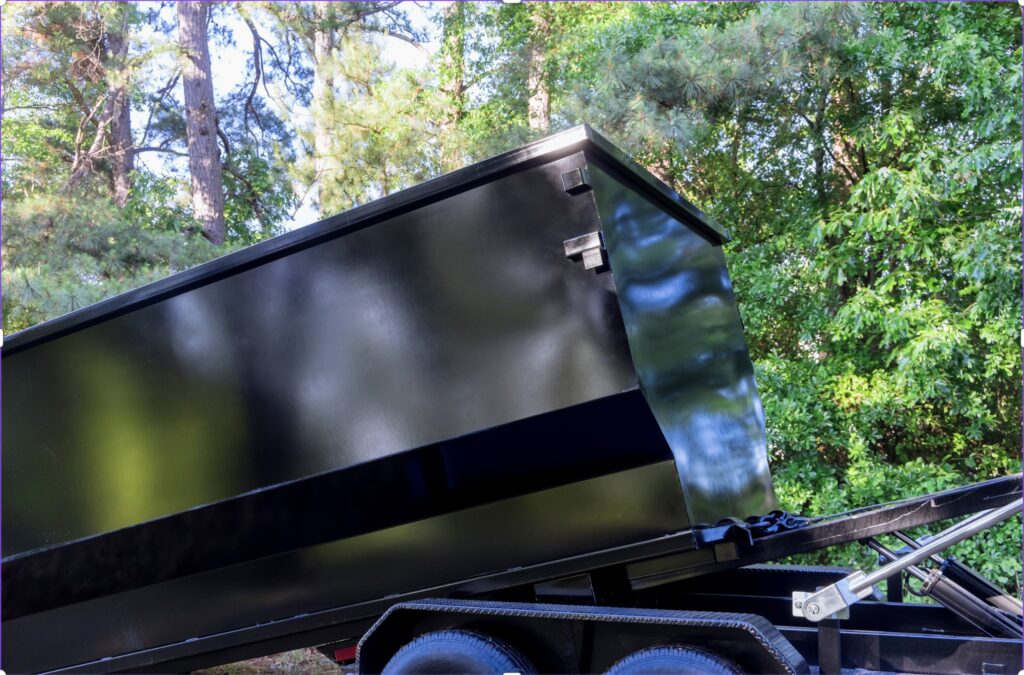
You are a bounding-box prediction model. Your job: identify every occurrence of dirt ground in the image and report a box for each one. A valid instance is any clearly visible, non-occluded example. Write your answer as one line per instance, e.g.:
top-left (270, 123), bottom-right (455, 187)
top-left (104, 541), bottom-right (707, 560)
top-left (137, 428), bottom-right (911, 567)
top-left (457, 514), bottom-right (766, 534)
top-left (193, 648), bottom-right (343, 674)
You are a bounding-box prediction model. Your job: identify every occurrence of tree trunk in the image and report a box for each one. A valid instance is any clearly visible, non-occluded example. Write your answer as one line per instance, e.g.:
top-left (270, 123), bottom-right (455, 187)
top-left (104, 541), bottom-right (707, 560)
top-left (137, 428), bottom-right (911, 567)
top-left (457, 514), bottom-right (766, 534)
top-left (312, 2), bottom-right (338, 216)
top-left (812, 73), bottom-right (830, 207)
top-left (107, 12), bottom-right (133, 208)
top-left (831, 78), bottom-right (866, 196)
top-left (439, 2), bottom-right (467, 172)
top-left (67, 93), bottom-right (117, 191)
top-left (526, 8), bottom-right (550, 134)
top-left (178, 1), bottom-right (225, 245)
top-left (66, 10), bottom-right (133, 200)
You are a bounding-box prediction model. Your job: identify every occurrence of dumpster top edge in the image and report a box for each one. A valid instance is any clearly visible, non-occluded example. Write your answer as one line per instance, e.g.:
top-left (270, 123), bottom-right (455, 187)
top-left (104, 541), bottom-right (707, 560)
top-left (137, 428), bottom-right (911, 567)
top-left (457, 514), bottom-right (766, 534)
top-left (4, 124), bottom-right (726, 354)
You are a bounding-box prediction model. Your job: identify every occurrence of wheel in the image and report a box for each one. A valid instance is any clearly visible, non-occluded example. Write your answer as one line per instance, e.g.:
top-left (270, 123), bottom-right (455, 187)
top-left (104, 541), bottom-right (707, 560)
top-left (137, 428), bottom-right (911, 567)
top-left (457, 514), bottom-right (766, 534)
top-left (381, 629), bottom-right (535, 675)
top-left (605, 644), bottom-right (744, 675)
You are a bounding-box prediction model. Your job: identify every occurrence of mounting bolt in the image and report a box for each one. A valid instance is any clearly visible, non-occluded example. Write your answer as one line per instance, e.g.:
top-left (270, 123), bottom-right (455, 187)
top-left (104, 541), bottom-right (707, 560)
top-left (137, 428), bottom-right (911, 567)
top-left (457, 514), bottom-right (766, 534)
top-left (807, 603), bottom-right (821, 616)
top-left (794, 601), bottom-right (802, 609)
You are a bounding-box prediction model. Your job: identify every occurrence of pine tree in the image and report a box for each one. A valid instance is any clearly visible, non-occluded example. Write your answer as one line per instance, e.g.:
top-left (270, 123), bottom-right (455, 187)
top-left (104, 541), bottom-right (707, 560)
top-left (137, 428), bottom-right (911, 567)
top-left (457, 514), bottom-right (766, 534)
top-left (437, 1), bottom-right (468, 172)
top-left (106, 6), bottom-right (134, 207)
top-left (177, 1), bottom-right (226, 245)
top-left (525, 5), bottom-right (551, 133)
top-left (261, 2), bottom-right (428, 215)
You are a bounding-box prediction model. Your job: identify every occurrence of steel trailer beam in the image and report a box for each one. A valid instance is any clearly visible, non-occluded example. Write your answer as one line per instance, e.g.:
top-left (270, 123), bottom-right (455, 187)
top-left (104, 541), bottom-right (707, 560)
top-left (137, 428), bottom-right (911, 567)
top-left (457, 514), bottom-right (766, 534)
top-left (627, 474), bottom-right (1022, 590)
top-left (42, 474), bottom-right (1022, 674)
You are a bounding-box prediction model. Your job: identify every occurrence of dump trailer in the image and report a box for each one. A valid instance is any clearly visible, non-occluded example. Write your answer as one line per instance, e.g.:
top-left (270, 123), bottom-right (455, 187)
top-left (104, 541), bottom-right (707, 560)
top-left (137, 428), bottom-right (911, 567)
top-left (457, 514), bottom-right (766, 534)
top-left (2, 125), bottom-right (1021, 675)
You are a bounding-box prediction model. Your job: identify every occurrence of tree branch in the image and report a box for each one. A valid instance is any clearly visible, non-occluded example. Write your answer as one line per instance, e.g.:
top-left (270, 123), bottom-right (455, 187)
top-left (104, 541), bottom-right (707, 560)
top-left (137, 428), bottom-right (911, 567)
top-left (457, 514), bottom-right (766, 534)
top-left (242, 17), bottom-right (266, 139)
top-left (64, 78), bottom-right (95, 119)
top-left (259, 31), bottom-right (312, 101)
top-left (794, 110), bottom-right (859, 186)
top-left (67, 92), bottom-right (111, 185)
top-left (140, 70), bottom-right (180, 147)
top-left (134, 146), bottom-right (189, 157)
top-left (216, 121), bottom-right (232, 158)
top-left (373, 27), bottom-right (428, 54)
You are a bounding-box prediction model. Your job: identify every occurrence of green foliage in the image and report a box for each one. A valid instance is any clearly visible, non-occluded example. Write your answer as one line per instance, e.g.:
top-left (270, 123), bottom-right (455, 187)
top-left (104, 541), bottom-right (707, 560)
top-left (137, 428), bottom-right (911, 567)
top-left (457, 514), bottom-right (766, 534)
top-left (221, 145), bottom-right (296, 244)
top-left (452, 3), bottom-right (631, 156)
top-left (296, 33), bottom-right (441, 213)
top-left (3, 188), bottom-right (225, 333)
top-left (570, 2), bottom-right (1022, 591)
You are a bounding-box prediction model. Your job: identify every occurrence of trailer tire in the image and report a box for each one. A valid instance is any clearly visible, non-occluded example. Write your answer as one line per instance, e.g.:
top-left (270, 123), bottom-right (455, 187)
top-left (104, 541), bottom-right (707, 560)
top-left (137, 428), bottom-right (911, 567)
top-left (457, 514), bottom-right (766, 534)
top-left (380, 629), bottom-right (534, 675)
top-left (605, 645), bottom-right (744, 674)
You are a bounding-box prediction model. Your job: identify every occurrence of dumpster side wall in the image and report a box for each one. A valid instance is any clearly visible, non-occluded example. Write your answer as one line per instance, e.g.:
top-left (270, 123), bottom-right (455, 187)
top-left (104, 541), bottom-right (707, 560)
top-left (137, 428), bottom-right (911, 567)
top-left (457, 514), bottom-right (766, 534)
top-left (3, 152), bottom-right (640, 556)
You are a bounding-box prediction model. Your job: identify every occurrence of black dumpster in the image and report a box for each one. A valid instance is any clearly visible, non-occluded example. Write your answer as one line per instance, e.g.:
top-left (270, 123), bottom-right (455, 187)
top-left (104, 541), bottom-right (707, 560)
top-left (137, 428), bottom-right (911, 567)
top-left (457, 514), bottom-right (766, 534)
top-left (2, 125), bottom-right (775, 672)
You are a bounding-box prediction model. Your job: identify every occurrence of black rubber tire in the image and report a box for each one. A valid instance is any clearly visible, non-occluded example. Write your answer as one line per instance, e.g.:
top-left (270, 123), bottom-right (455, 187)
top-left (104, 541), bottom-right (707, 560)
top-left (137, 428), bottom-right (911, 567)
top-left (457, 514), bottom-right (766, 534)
top-left (604, 644), bottom-right (744, 675)
top-left (381, 629), bottom-right (535, 675)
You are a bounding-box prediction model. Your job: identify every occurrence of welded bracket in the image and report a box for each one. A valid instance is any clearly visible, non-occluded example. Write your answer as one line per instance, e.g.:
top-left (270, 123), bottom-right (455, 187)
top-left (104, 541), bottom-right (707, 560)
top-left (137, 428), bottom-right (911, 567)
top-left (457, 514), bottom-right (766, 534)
top-left (564, 231), bottom-right (607, 271)
top-left (792, 574), bottom-right (862, 621)
top-left (561, 167), bottom-right (592, 194)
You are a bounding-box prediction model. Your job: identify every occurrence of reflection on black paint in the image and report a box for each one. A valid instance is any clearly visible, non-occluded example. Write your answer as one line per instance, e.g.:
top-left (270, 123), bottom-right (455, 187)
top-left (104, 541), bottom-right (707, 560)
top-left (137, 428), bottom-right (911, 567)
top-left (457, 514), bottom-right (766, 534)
top-left (2, 155), bottom-right (640, 555)
top-left (593, 163), bottom-right (776, 524)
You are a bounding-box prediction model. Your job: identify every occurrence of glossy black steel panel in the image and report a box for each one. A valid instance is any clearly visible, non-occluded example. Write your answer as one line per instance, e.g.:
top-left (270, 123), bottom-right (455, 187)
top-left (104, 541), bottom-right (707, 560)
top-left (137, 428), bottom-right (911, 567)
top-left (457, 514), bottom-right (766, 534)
top-left (3, 153), bottom-right (638, 555)
top-left (4, 390), bottom-right (675, 619)
top-left (589, 161), bottom-right (776, 524)
top-left (50, 529), bottom-right (700, 673)
top-left (4, 461), bottom-right (688, 673)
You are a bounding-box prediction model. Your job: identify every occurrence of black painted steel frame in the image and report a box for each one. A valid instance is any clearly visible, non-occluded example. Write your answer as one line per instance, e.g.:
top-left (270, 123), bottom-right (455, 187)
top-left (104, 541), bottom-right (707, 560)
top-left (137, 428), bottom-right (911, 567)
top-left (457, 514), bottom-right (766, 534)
top-left (626, 474), bottom-right (1023, 589)
top-left (43, 474), bottom-right (1023, 674)
top-left (355, 598), bottom-right (811, 674)
top-left (351, 595), bottom-right (1021, 675)
top-left (656, 566), bottom-right (1022, 674)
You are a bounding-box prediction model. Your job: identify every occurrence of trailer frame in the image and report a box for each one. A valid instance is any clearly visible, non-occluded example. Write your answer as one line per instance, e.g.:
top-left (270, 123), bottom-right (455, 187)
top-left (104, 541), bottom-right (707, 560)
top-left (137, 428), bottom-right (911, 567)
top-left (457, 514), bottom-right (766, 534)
top-left (41, 474), bottom-right (1021, 674)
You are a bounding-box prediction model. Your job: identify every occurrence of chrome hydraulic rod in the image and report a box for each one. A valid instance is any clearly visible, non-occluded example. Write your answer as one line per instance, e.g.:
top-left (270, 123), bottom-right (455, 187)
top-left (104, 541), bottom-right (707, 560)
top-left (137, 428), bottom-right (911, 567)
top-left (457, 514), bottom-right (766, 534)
top-left (867, 537), bottom-right (1024, 638)
top-left (793, 499), bottom-right (1022, 622)
top-left (891, 527), bottom-right (1024, 616)
top-left (853, 501), bottom-right (1019, 594)
top-left (864, 539), bottom-right (931, 584)
top-left (926, 508), bottom-right (997, 539)
top-left (891, 530), bottom-right (949, 566)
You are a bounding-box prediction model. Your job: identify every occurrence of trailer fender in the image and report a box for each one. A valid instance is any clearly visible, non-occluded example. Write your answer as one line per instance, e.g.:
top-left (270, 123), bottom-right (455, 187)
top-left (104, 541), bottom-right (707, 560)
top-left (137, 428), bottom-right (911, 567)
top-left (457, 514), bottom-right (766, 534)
top-left (356, 598), bottom-right (809, 674)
